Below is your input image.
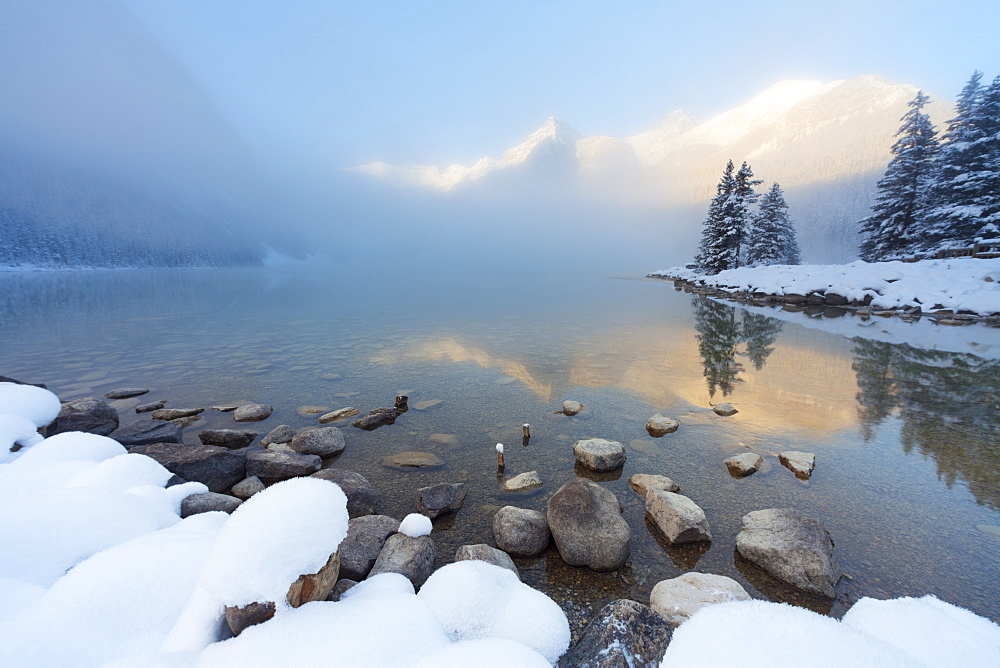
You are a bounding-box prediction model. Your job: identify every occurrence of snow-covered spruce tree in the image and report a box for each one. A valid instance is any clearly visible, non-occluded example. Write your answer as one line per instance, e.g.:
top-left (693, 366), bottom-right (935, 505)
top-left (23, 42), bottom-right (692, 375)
top-left (746, 182), bottom-right (801, 266)
top-left (858, 91), bottom-right (939, 261)
top-left (919, 72), bottom-right (1000, 251)
top-left (695, 160), bottom-right (760, 273)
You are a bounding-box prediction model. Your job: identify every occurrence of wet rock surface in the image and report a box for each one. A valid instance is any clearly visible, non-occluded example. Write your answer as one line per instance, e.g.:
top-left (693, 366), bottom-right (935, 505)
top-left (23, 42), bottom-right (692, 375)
top-left (735, 508), bottom-right (841, 599)
top-left (547, 478), bottom-right (630, 572)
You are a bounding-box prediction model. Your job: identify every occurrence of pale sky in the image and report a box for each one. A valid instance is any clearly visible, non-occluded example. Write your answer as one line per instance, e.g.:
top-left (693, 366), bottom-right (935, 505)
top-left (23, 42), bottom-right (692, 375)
top-left (92, 0), bottom-right (1000, 169)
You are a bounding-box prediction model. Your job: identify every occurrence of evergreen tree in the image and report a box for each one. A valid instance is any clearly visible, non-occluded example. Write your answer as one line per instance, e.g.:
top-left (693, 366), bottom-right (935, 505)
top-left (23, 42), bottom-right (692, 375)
top-left (919, 72), bottom-right (1000, 250)
top-left (746, 183), bottom-right (801, 265)
top-left (858, 91), bottom-right (939, 261)
top-left (695, 160), bottom-right (760, 273)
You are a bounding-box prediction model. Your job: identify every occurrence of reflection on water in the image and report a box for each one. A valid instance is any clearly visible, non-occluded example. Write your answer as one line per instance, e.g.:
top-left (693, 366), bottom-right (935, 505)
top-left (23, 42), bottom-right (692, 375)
top-left (853, 339), bottom-right (1000, 510)
top-left (693, 298), bottom-right (784, 398)
top-left (1, 268), bottom-right (998, 627)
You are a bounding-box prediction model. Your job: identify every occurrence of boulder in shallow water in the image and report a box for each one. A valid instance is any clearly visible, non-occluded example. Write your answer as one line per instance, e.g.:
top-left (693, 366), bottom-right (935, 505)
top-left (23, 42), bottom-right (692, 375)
top-left (562, 400), bottom-right (583, 416)
top-left (261, 424), bottom-right (295, 446)
top-left (649, 572), bottom-right (751, 627)
top-left (735, 507), bottom-right (840, 599)
top-left (573, 438), bottom-right (626, 472)
top-left (493, 506), bottom-right (550, 557)
top-left (725, 452), bottom-right (764, 477)
top-left (547, 478), bottom-right (630, 572)
top-left (558, 599), bottom-right (672, 668)
top-left (416, 482), bottom-right (467, 518)
top-left (47, 397), bottom-right (119, 436)
top-left (151, 407), bottom-right (204, 421)
top-left (646, 490), bottom-right (712, 545)
top-left (628, 473), bottom-right (680, 499)
top-left (233, 403), bottom-right (273, 422)
top-left (290, 426), bottom-right (346, 457)
top-left (646, 414), bottom-right (679, 437)
top-left (350, 407), bottom-right (401, 431)
top-left (712, 403), bottom-right (738, 416)
top-left (502, 470), bottom-right (543, 492)
top-left (135, 400), bottom-right (166, 414)
top-left (779, 451), bottom-right (816, 479)
top-left (104, 387), bottom-right (149, 400)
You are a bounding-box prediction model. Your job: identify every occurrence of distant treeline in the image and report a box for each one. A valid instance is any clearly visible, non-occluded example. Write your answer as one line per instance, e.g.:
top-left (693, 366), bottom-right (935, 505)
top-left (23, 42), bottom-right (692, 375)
top-left (0, 151), bottom-right (265, 269)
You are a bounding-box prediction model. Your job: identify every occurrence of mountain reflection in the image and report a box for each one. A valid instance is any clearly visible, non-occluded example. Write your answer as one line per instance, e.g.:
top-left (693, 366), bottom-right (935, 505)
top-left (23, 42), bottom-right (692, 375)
top-left (692, 297), bottom-right (784, 398)
top-left (852, 339), bottom-right (1000, 509)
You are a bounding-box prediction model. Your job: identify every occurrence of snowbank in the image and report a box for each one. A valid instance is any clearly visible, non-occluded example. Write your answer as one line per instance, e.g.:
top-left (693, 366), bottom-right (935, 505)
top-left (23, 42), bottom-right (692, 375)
top-left (651, 257), bottom-right (1000, 315)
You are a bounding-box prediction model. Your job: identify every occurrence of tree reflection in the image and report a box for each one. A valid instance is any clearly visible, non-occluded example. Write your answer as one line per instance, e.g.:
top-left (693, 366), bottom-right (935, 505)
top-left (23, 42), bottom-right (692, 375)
top-left (692, 298), bottom-right (784, 398)
top-left (852, 339), bottom-right (1000, 509)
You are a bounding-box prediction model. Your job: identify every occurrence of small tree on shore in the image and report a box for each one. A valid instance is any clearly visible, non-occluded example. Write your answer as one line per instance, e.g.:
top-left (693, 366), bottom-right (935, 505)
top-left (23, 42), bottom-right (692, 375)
top-left (746, 183), bottom-right (800, 266)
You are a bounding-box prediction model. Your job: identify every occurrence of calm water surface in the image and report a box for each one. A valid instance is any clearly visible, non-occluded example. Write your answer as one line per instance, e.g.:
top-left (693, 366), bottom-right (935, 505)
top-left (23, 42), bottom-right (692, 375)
top-left (2, 267), bottom-right (998, 627)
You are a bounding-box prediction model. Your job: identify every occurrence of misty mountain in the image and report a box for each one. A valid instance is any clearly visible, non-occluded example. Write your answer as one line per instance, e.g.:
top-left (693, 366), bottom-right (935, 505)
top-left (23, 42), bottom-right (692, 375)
top-left (350, 76), bottom-right (951, 263)
top-left (0, 0), bottom-right (281, 269)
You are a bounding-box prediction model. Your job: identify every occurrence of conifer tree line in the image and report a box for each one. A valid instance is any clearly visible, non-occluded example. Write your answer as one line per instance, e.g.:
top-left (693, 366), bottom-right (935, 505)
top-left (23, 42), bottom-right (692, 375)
top-left (859, 71), bottom-right (1000, 261)
top-left (695, 160), bottom-right (801, 274)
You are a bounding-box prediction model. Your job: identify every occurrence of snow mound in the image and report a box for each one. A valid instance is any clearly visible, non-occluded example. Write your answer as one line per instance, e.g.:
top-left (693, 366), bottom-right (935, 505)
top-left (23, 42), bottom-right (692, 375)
top-left (198, 476), bottom-right (349, 609)
top-left (412, 637), bottom-right (552, 667)
top-left (417, 560), bottom-right (571, 663)
top-left (661, 597), bottom-right (1000, 667)
top-left (0, 382), bottom-right (61, 428)
top-left (399, 512), bottom-right (433, 537)
top-left (0, 413), bottom-right (44, 461)
top-left (341, 571), bottom-right (415, 600)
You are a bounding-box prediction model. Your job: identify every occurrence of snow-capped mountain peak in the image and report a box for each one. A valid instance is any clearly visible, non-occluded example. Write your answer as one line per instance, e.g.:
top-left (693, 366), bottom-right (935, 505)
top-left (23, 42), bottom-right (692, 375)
top-left (499, 116), bottom-right (581, 167)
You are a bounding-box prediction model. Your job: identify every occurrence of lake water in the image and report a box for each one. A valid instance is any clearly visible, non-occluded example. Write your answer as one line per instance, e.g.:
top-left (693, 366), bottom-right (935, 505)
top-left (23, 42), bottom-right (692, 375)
top-left (2, 266), bottom-right (998, 628)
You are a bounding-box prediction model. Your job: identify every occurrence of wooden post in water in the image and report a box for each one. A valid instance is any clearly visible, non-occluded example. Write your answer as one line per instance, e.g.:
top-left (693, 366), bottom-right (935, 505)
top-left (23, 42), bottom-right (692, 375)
top-left (394, 395), bottom-right (408, 410)
top-left (522, 423), bottom-right (530, 446)
top-left (496, 443), bottom-right (504, 469)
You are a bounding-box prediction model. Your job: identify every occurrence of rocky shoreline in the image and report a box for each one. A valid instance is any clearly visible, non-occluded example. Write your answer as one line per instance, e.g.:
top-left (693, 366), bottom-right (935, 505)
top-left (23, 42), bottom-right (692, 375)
top-left (649, 273), bottom-right (1000, 326)
top-left (1, 374), bottom-right (857, 665)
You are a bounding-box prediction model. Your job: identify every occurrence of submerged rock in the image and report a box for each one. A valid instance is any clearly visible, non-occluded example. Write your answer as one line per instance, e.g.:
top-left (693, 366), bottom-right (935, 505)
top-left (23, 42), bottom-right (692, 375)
top-left (649, 572), bottom-right (751, 627)
top-left (646, 490), bottom-right (712, 545)
top-left (135, 400), bottom-right (166, 413)
top-left (48, 397), bottom-right (119, 436)
top-left (382, 451), bottom-right (445, 470)
top-left (573, 438), bottom-right (627, 472)
top-left (318, 407), bottom-right (361, 423)
top-left (646, 414), bottom-right (679, 437)
top-left (493, 506), bottom-right (550, 557)
top-left (558, 599), bottom-right (672, 668)
top-left (547, 478), bottom-right (630, 572)
top-left (502, 470), bottom-right (543, 492)
top-left (735, 508), bottom-right (841, 599)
